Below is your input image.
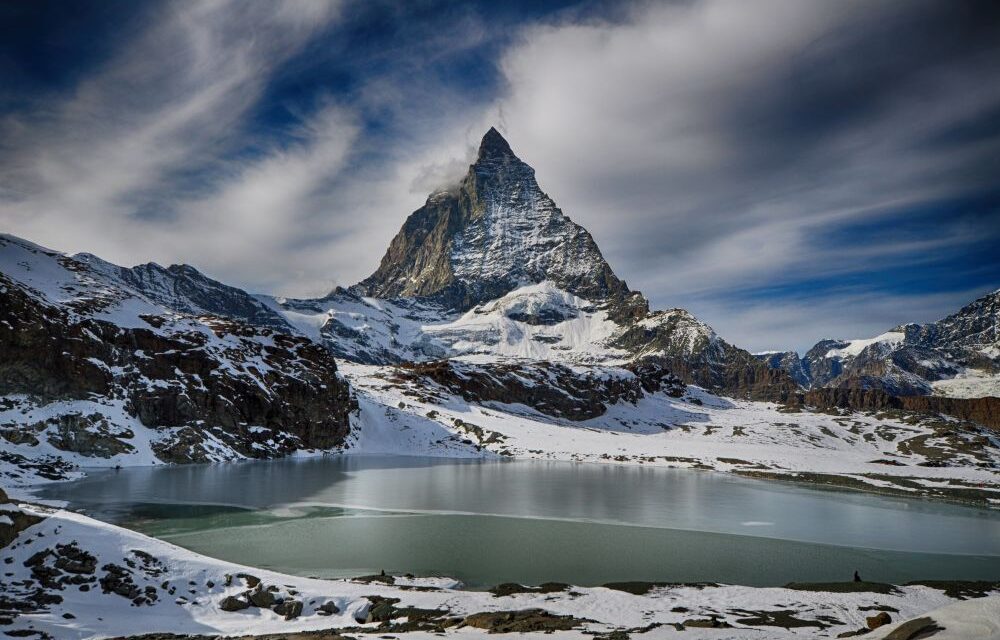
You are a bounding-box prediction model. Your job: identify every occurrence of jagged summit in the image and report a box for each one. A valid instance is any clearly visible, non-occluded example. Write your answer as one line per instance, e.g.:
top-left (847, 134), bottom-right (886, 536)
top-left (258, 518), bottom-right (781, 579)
top-left (354, 128), bottom-right (629, 310)
top-left (477, 126), bottom-right (515, 160)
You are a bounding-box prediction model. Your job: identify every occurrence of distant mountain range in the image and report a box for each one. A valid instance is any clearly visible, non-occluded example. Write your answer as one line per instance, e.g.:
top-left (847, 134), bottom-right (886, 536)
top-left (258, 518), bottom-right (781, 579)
top-left (755, 289), bottom-right (1000, 398)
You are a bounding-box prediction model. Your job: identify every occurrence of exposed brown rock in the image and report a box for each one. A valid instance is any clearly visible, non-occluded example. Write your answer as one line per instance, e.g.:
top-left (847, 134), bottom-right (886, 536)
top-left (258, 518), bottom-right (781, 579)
top-left (803, 388), bottom-right (1000, 430)
top-left (0, 488), bottom-right (42, 549)
top-left (460, 608), bottom-right (587, 633)
top-left (866, 611), bottom-right (892, 629)
top-left (397, 358), bottom-right (684, 421)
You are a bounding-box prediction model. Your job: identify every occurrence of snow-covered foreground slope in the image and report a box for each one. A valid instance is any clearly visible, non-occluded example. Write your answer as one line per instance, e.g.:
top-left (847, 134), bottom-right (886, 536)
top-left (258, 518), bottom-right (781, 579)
top-left (932, 367), bottom-right (1000, 399)
top-left (343, 363), bottom-right (1000, 506)
top-left (2, 500), bottom-right (999, 639)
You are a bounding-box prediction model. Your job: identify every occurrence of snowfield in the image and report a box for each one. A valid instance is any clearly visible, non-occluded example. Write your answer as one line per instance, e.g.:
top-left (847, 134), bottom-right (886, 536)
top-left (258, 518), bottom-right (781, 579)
top-left (932, 367), bottom-right (1000, 399)
top-left (342, 363), bottom-right (1000, 504)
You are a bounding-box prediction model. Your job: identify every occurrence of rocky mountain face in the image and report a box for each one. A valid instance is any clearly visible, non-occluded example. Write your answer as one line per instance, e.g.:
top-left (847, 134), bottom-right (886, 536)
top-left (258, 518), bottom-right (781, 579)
top-left (355, 128), bottom-right (629, 311)
top-left (758, 290), bottom-right (999, 399)
top-left (396, 359), bottom-right (686, 422)
top-left (754, 351), bottom-right (811, 388)
top-left (0, 235), bottom-right (355, 479)
top-left (77, 253), bottom-right (292, 331)
top-left (900, 290), bottom-right (1000, 369)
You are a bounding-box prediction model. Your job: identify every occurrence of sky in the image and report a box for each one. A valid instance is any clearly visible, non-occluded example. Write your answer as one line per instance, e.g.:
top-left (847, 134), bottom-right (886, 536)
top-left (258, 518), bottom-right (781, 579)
top-left (0, 0), bottom-right (998, 353)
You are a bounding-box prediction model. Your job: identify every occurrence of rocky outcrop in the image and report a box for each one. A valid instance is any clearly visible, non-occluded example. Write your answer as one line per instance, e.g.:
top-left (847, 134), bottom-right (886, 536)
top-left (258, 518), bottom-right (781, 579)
top-left (0, 488), bottom-right (43, 549)
top-left (396, 359), bottom-right (685, 421)
top-left (803, 388), bottom-right (1000, 430)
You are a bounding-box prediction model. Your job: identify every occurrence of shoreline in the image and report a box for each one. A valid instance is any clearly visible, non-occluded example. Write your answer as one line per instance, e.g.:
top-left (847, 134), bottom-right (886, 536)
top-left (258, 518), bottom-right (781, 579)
top-left (18, 444), bottom-right (999, 513)
top-left (2, 500), bottom-right (999, 639)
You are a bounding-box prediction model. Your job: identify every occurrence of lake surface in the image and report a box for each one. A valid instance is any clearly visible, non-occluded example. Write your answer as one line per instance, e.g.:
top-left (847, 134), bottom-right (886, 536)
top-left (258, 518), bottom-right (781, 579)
top-left (39, 455), bottom-right (1000, 588)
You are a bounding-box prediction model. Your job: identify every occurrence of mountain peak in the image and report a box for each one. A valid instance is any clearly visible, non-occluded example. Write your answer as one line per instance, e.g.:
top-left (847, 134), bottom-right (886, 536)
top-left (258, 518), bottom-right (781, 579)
top-left (477, 126), bottom-right (515, 161)
top-left (355, 128), bottom-right (628, 310)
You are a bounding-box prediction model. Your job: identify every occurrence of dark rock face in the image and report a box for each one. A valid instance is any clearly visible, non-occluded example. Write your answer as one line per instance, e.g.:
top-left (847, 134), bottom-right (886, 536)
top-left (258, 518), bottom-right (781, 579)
top-left (754, 351), bottom-right (810, 388)
top-left (803, 388), bottom-right (1000, 430)
top-left (355, 128), bottom-right (629, 311)
top-left (397, 359), bottom-right (686, 421)
top-left (44, 414), bottom-right (136, 458)
top-left (0, 488), bottom-right (43, 549)
top-left (638, 351), bottom-right (800, 404)
top-left (802, 340), bottom-right (849, 388)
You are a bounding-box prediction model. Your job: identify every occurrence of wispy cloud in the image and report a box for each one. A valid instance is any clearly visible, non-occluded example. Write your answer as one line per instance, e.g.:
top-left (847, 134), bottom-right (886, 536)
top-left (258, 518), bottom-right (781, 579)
top-left (479, 0), bottom-right (1000, 347)
top-left (0, 0), bottom-right (347, 292)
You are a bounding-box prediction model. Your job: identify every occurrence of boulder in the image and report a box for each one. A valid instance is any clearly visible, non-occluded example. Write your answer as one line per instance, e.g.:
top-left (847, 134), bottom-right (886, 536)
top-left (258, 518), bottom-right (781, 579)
top-left (866, 611), bottom-right (892, 630)
top-left (274, 599), bottom-right (303, 620)
top-left (247, 587), bottom-right (275, 608)
top-left (317, 601), bottom-right (340, 615)
top-left (236, 573), bottom-right (261, 588)
top-left (882, 617), bottom-right (944, 640)
top-left (682, 616), bottom-right (732, 629)
top-left (218, 595), bottom-right (250, 612)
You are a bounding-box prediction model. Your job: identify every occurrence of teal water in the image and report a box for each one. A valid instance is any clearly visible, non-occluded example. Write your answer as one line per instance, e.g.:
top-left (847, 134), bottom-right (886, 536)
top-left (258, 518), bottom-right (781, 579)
top-left (39, 456), bottom-right (1000, 587)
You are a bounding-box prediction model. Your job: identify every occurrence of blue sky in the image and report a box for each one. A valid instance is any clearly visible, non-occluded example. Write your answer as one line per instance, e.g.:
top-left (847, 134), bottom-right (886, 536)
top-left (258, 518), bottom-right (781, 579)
top-left (0, 0), bottom-right (998, 353)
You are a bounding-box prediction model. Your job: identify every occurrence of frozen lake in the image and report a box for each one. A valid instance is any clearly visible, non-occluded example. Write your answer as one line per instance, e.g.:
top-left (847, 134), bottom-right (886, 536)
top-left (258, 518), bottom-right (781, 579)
top-left (39, 455), bottom-right (1000, 588)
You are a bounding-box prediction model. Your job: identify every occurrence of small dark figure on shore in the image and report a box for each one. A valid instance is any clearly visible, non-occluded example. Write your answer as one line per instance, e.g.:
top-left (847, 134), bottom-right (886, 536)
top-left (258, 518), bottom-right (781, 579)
top-left (853, 570), bottom-right (862, 582)
top-left (380, 569), bottom-right (386, 577)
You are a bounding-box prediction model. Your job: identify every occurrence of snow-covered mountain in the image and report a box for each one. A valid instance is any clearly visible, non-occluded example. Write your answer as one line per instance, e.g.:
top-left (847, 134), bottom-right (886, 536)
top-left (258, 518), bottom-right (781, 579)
top-left (757, 289), bottom-right (1000, 398)
top-left (77, 252), bottom-right (292, 330)
top-left (0, 234), bottom-right (354, 484)
top-left (354, 127), bottom-right (629, 310)
top-left (265, 128), bottom-right (792, 400)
